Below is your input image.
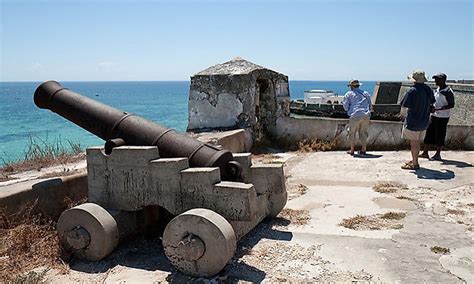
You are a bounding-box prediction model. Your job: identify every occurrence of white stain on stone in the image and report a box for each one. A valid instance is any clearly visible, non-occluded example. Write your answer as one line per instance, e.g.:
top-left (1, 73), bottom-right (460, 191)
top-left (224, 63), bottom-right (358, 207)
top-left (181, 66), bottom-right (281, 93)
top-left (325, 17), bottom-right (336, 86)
top-left (188, 92), bottom-right (243, 130)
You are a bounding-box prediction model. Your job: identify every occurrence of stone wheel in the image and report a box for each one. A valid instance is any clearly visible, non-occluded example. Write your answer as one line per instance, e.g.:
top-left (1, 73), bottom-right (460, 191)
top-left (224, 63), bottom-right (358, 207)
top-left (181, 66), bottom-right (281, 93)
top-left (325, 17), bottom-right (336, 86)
top-left (163, 208), bottom-right (236, 277)
top-left (57, 203), bottom-right (119, 261)
top-left (268, 191), bottom-right (288, 217)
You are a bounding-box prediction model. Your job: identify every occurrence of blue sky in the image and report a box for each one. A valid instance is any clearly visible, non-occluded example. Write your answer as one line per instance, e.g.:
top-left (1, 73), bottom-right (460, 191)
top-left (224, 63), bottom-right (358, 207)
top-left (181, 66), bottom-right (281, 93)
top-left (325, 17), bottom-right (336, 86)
top-left (1, 0), bottom-right (473, 81)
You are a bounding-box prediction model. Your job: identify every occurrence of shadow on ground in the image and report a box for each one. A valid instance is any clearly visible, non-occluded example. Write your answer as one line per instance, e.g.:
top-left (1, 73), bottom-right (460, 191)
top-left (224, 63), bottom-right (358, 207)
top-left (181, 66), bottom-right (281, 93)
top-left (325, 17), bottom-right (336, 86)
top-left (414, 168), bottom-right (455, 180)
top-left (353, 153), bottom-right (383, 159)
top-left (69, 218), bottom-right (293, 283)
top-left (440, 159), bottom-right (473, 168)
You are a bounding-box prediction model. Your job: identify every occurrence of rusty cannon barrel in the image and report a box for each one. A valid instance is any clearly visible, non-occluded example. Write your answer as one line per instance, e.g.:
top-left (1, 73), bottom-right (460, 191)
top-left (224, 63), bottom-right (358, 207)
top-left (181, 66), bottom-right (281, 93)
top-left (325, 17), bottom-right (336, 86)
top-left (34, 81), bottom-right (241, 181)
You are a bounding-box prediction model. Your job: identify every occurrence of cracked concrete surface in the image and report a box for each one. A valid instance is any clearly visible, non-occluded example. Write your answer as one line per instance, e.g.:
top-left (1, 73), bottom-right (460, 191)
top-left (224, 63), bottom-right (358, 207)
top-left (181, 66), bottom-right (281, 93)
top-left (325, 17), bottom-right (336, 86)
top-left (44, 151), bottom-right (473, 282)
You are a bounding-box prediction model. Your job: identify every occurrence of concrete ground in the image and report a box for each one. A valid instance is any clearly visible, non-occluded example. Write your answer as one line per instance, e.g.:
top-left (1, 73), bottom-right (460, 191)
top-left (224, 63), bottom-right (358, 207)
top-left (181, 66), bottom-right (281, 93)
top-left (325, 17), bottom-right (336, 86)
top-left (43, 150), bottom-right (473, 283)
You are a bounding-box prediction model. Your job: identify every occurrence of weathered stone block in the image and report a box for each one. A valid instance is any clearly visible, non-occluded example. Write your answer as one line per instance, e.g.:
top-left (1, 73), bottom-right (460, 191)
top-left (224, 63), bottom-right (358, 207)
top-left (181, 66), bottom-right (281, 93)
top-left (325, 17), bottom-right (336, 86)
top-left (229, 194), bottom-right (269, 239)
top-left (250, 164), bottom-right (285, 195)
top-left (180, 168), bottom-right (256, 221)
top-left (195, 129), bottom-right (246, 153)
top-left (180, 167), bottom-right (221, 190)
top-left (232, 153), bottom-right (252, 182)
top-left (213, 182), bottom-right (257, 221)
top-left (87, 146), bottom-right (160, 211)
top-left (150, 158), bottom-right (189, 215)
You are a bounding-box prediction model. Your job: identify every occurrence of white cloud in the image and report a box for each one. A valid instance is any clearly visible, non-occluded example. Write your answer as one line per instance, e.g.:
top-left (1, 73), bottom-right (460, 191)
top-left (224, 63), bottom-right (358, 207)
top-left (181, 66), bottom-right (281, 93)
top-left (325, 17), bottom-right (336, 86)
top-left (97, 61), bottom-right (120, 72)
top-left (27, 62), bottom-right (44, 73)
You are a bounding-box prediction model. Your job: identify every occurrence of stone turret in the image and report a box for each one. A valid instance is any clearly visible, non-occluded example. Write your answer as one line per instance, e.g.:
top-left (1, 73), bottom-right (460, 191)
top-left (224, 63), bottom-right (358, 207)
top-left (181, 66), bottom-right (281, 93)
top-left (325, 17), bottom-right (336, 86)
top-left (187, 57), bottom-right (290, 143)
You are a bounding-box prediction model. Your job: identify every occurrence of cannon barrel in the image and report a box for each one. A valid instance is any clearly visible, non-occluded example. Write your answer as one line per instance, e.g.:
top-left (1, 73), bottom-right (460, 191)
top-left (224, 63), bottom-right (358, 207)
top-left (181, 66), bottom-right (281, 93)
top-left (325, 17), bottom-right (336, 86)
top-left (34, 81), bottom-right (241, 181)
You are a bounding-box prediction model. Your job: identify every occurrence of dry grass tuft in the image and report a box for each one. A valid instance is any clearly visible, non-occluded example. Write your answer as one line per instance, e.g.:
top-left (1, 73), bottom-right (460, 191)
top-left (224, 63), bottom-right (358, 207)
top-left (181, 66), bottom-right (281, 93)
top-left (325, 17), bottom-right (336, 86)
top-left (0, 136), bottom-right (84, 176)
top-left (373, 181), bottom-right (408, 193)
top-left (0, 202), bottom-right (72, 282)
top-left (8, 269), bottom-right (49, 284)
top-left (297, 139), bottom-right (337, 152)
top-left (396, 196), bottom-right (416, 201)
top-left (296, 184), bottom-right (308, 195)
top-left (288, 183), bottom-right (309, 200)
top-left (339, 215), bottom-right (371, 230)
top-left (340, 211), bottom-right (407, 230)
top-left (380, 212), bottom-right (406, 220)
top-left (63, 196), bottom-right (88, 210)
top-left (277, 208), bottom-right (310, 226)
top-left (447, 209), bottom-right (466, 215)
top-left (430, 246), bottom-right (450, 254)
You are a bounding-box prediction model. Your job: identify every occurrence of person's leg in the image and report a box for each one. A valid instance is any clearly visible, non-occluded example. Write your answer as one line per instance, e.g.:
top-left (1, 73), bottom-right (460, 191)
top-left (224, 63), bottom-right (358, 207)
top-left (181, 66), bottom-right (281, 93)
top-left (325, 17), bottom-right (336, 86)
top-left (420, 118), bottom-right (435, 158)
top-left (420, 144), bottom-right (429, 158)
top-left (402, 129), bottom-right (423, 169)
top-left (359, 116), bottom-right (369, 153)
top-left (410, 139), bottom-right (420, 166)
top-left (432, 117), bottom-right (448, 160)
top-left (401, 126), bottom-right (411, 165)
top-left (354, 117), bottom-right (362, 152)
top-left (347, 118), bottom-right (357, 155)
top-left (349, 141), bottom-right (355, 155)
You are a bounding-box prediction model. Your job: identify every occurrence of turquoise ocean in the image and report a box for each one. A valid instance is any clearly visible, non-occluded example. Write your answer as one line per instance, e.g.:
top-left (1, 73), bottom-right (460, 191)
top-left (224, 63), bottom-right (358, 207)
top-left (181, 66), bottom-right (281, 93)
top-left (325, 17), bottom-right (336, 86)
top-left (0, 81), bottom-right (375, 165)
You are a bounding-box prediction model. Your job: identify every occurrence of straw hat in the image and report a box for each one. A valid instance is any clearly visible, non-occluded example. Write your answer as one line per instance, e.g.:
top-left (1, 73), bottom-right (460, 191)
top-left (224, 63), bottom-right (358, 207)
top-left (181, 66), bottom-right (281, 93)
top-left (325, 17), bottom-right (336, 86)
top-left (407, 69), bottom-right (428, 83)
top-left (347, 79), bottom-right (363, 87)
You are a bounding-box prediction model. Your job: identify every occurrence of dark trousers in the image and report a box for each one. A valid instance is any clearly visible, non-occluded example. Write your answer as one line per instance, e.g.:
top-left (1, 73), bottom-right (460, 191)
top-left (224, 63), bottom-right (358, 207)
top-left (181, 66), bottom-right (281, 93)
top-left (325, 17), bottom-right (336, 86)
top-left (424, 116), bottom-right (449, 147)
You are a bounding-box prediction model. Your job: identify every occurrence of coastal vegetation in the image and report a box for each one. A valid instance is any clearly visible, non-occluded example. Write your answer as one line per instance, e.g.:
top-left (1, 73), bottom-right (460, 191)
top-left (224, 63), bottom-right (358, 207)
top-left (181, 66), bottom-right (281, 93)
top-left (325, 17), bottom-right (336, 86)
top-left (0, 201), bottom-right (71, 282)
top-left (1, 136), bottom-right (84, 182)
top-left (297, 138), bottom-right (337, 152)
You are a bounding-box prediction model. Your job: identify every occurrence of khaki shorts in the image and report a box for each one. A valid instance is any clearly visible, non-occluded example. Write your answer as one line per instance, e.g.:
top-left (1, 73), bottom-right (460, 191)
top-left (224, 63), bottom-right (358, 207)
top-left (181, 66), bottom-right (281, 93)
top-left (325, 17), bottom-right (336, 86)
top-left (402, 126), bottom-right (426, 141)
top-left (347, 115), bottom-right (370, 146)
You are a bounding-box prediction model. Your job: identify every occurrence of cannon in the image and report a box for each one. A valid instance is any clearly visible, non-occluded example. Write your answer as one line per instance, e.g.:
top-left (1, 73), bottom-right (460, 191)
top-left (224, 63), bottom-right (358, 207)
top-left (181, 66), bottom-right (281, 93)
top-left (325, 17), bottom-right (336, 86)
top-left (34, 81), bottom-right (287, 277)
top-left (34, 80), bottom-right (241, 181)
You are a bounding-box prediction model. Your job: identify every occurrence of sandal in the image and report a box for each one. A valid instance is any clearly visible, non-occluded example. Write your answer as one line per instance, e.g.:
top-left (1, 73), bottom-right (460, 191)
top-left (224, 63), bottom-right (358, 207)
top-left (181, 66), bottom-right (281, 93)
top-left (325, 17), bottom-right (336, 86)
top-left (401, 163), bottom-right (420, 170)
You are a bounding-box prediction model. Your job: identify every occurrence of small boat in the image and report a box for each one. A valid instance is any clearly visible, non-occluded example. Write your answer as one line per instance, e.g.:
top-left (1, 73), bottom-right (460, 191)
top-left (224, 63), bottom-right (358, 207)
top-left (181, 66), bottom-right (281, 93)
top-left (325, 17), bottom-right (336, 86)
top-left (304, 89), bottom-right (343, 104)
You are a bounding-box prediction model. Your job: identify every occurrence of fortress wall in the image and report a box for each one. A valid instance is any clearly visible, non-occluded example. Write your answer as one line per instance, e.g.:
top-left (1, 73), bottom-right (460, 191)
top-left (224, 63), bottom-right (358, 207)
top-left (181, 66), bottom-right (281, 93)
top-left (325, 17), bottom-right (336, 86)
top-left (276, 115), bottom-right (474, 150)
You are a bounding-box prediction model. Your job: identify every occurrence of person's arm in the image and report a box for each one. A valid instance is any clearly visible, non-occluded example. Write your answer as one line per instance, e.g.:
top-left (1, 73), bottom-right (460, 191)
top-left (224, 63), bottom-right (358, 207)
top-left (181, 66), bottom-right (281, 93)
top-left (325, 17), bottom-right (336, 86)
top-left (400, 89), bottom-right (413, 118)
top-left (365, 91), bottom-right (373, 112)
top-left (342, 92), bottom-right (350, 112)
top-left (429, 88), bottom-right (436, 113)
top-left (400, 107), bottom-right (408, 118)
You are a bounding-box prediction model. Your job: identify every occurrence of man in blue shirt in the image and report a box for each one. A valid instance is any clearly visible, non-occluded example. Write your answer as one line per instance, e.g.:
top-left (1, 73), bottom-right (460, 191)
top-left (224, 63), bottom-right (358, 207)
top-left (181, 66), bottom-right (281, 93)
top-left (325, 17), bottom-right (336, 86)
top-left (400, 70), bottom-right (436, 170)
top-left (342, 79), bottom-right (372, 155)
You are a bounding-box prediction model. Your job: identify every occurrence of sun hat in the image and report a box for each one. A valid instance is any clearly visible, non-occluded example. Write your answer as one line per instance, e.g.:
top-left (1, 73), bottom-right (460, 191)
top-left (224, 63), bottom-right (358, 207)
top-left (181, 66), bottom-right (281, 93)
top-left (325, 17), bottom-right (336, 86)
top-left (432, 73), bottom-right (447, 80)
top-left (407, 69), bottom-right (428, 83)
top-left (347, 79), bottom-right (363, 87)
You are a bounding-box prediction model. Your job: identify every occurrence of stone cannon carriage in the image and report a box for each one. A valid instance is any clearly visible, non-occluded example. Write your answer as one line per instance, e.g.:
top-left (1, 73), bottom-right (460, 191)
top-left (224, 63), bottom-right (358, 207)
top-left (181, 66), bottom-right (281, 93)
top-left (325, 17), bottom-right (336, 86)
top-left (34, 81), bottom-right (287, 277)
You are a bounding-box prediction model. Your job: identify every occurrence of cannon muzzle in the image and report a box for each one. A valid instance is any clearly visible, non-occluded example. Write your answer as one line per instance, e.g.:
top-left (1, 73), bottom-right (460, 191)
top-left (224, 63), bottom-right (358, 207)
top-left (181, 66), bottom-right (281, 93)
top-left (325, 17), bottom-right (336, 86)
top-left (34, 81), bottom-right (242, 181)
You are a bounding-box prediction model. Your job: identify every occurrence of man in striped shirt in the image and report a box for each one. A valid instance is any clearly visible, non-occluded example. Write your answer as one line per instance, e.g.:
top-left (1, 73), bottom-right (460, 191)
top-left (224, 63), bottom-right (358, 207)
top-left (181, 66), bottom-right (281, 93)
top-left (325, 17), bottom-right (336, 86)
top-left (419, 73), bottom-right (455, 160)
